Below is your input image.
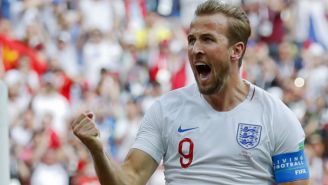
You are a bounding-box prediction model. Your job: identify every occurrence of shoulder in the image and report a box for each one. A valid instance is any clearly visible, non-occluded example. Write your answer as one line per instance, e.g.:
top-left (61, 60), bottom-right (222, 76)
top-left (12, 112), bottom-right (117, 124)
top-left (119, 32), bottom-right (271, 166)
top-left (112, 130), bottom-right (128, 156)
top-left (252, 84), bottom-right (303, 130)
top-left (249, 84), bottom-right (300, 125)
top-left (251, 84), bottom-right (288, 111)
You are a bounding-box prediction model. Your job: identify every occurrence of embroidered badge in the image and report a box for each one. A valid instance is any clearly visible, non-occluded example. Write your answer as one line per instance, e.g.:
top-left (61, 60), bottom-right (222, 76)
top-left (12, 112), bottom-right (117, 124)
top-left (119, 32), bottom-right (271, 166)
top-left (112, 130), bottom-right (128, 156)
top-left (237, 123), bottom-right (262, 149)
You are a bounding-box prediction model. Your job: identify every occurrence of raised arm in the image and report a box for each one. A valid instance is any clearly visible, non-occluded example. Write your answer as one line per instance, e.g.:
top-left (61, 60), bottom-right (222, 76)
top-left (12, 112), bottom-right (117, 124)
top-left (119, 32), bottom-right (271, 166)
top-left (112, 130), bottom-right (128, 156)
top-left (72, 112), bottom-right (158, 185)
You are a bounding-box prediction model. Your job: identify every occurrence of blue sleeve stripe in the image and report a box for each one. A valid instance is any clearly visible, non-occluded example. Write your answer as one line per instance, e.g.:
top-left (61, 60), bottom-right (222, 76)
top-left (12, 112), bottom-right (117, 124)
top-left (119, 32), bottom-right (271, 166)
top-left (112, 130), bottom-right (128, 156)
top-left (272, 150), bottom-right (309, 183)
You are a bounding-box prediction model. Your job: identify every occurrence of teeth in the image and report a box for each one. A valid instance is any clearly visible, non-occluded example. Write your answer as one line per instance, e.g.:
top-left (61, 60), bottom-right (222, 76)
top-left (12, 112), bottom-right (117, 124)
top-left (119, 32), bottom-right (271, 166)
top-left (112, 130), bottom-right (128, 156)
top-left (195, 63), bottom-right (207, 66)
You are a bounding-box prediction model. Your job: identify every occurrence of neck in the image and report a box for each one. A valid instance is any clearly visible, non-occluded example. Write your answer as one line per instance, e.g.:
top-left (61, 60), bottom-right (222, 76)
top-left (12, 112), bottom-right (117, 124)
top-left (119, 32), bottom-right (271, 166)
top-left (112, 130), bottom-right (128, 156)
top-left (203, 72), bottom-right (249, 112)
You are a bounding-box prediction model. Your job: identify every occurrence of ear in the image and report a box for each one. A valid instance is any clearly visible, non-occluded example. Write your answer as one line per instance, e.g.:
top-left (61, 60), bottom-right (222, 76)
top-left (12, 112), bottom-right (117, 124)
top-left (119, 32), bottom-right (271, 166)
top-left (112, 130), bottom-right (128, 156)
top-left (230, 42), bottom-right (245, 62)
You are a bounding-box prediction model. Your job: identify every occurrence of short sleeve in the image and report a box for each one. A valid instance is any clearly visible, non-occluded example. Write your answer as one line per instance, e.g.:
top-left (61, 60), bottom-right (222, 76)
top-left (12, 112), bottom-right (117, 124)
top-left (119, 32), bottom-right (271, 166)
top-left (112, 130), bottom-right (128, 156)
top-left (271, 99), bottom-right (309, 183)
top-left (132, 100), bottom-right (165, 164)
top-left (272, 100), bottom-right (305, 154)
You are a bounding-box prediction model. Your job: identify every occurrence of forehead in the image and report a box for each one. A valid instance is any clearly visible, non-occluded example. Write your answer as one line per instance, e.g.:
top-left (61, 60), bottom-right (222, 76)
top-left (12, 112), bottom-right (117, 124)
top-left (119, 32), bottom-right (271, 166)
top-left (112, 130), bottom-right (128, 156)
top-left (189, 14), bottom-right (229, 36)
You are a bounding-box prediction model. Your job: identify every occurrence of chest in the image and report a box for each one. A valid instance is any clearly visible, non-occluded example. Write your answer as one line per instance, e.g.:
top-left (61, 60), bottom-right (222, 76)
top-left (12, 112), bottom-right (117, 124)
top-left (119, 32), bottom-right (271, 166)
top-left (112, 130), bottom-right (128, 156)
top-left (162, 109), bottom-right (272, 169)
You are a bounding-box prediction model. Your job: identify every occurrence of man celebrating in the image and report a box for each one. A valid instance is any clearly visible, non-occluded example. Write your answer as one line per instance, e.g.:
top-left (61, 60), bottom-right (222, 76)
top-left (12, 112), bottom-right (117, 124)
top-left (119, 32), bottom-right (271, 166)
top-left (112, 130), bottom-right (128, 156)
top-left (72, 0), bottom-right (309, 184)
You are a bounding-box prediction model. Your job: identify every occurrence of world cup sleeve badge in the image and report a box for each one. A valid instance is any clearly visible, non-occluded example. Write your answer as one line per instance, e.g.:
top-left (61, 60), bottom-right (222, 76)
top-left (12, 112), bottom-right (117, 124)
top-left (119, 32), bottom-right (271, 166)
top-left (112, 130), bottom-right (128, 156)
top-left (237, 123), bottom-right (262, 149)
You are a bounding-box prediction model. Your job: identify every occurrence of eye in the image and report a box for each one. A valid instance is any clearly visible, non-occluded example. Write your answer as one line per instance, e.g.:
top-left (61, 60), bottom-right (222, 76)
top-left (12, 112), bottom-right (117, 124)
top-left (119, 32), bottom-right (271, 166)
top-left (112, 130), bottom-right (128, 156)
top-left (203, 37), bottom-right (213, 42)
top-left (188, 36), bottom-right (195, 45)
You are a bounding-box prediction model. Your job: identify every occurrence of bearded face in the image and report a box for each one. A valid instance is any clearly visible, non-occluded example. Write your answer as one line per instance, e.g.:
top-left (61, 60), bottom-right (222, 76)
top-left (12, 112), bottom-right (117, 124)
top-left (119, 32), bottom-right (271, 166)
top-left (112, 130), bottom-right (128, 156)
top-left (188, 14), bottom-right (232, 95)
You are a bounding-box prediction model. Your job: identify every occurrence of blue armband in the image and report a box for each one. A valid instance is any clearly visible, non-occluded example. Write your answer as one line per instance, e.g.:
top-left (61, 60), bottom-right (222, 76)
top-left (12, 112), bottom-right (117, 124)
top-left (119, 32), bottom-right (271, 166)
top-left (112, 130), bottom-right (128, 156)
top-left (272, 150), bottom-right (309, 183)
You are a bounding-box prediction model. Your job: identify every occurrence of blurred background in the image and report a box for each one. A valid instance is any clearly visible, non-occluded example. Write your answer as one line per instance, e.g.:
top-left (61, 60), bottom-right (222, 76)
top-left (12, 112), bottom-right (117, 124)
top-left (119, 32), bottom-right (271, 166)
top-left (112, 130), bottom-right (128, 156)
top-left (0, 0), bottom-right (328, 185)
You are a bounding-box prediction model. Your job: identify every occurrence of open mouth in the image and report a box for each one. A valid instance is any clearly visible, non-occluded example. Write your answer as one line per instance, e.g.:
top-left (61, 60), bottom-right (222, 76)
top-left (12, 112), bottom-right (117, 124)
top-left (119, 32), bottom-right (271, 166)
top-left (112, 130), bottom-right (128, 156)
top-left (195, 63), bottom-right (211, 79)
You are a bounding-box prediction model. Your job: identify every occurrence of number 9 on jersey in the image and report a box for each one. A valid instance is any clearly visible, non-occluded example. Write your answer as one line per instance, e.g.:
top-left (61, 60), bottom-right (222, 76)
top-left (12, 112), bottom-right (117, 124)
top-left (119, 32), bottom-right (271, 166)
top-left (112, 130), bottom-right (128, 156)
top-left (178, 138), bottom-right (194, 168)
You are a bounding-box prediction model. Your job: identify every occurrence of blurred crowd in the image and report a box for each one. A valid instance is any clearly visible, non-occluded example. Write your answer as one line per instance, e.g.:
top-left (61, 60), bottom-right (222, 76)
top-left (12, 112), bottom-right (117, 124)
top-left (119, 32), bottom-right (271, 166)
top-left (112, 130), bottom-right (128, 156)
top-left (0, 0), bottom-right (328, 185)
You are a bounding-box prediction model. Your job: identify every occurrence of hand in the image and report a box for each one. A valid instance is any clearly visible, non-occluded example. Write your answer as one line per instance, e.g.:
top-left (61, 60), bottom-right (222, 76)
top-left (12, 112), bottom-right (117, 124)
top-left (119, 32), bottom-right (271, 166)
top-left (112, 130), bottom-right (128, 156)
top-left (72, 112), bottom-right (102, 152)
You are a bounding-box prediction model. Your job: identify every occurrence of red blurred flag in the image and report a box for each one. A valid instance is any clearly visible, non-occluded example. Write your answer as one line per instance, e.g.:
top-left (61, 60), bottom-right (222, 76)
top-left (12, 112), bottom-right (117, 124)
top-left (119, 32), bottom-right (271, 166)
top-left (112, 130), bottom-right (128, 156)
top-left (0, 34), bottom-right (47, 75)
top-left (171, 62), bottom-right (187, 90)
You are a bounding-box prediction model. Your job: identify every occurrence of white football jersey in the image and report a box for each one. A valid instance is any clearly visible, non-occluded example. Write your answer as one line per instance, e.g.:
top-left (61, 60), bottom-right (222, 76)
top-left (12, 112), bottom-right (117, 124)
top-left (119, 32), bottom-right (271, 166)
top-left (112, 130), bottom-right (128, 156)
top-left (132, 82), bottom-right (305, 185)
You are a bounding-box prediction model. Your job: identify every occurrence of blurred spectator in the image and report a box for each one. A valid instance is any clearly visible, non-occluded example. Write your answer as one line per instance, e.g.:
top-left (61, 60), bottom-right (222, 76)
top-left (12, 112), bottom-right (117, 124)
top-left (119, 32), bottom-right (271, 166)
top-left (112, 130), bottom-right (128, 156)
top-left (299, 43), bottom-right (328, 112)
top-left (79, 0), bottom-right (115, 33)
top-left (306, 134), bottom-right (328, 185)
top-left (179, 0), bottom-right (206, 28)
top-left (51, 32), bottom-right (79, 78)
top-left (4, 59), bottom-right (36, 124)
top-left (115, 99), bottom-right (143, 162)
top-left (276, 40), bottom-right (298, 79)
top-left (70, 157), bottom-right (100, 185)
top-left (294, 0), bottom-right (328, 49)
top-left (30, 148), bottom-right (69, 185)
top-left (32, 72), bottom-right (70, 137)
top-left (140, 81), bottom-right (162, 113)
top-left (82, 29), bottom-right (122, 90)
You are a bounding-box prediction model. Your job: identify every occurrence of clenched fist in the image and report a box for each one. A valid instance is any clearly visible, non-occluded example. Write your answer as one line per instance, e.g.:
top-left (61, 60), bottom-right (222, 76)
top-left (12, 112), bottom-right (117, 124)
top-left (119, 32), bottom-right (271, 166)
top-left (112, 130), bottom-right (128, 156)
top-left (72, 112), bottom-right (103, 152)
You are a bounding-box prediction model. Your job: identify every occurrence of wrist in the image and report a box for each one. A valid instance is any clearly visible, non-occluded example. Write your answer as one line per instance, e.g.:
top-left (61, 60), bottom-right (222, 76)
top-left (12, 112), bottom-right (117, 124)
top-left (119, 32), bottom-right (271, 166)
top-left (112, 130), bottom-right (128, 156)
top-left (88, 143), bottom-right (105, 156)
top-left (84, 138), bottom-right (104, 155)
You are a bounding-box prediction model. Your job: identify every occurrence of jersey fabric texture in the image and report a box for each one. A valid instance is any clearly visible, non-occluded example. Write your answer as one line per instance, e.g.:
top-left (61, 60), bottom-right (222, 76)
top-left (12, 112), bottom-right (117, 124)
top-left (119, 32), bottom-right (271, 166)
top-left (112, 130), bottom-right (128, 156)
top-left (132, 82), bottom-right (306, 185)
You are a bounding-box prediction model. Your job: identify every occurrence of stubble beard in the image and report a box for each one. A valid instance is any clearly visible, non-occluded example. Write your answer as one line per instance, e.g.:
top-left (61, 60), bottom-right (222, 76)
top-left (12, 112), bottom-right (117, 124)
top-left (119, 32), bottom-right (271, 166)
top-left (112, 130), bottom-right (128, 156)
top-left (197, 63), bottom-right (231, 95)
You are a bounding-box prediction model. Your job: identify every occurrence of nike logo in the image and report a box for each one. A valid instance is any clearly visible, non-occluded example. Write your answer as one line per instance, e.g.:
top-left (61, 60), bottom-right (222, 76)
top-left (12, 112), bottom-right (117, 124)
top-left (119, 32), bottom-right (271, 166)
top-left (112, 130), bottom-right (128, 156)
top-left (178, 126), bottom-right (199, 133)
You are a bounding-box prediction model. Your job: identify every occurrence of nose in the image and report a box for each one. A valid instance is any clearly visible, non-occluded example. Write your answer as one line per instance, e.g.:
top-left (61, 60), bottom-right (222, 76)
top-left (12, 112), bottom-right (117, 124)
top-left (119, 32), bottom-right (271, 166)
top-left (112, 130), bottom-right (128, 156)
top-left (191, 40), bottom-right (204, 55)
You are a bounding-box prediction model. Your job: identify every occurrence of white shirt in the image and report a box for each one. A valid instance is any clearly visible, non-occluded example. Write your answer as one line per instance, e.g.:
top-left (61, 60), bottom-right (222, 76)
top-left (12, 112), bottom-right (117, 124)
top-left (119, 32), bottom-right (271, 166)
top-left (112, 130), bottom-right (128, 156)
top-left (133, 82), bottom-right (305, 185)
top-left (32, 92), bottom-right (70, 136)
top-left (79, 0), bottom-right (114, 33)
top-left (30, 163), bottom-right (68, 185)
